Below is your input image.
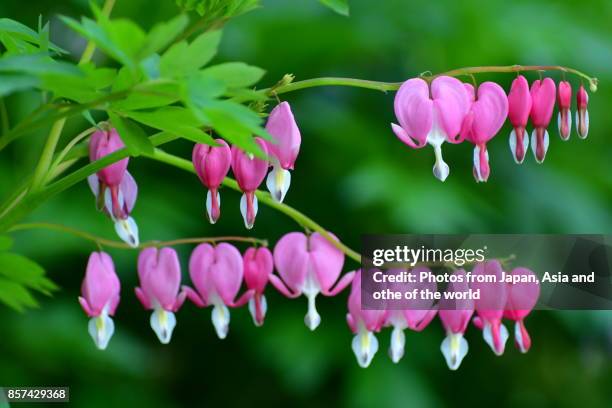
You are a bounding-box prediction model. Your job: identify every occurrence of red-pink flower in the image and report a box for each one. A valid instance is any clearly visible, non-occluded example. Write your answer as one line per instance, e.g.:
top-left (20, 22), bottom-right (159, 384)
top-left (269, 232), bottom-right (353, 330)
top-left (231, 138), bottom-right (269, 229)
top-left (557, 81), bottom-right (572, 140)
top-left (192, 140), bottom-right (232, 224)
top-left (88, 127), bottom-right (139, 247)
top-left (438, 269), bottom-right (474, 370)
top-left (460, 82), bottom-right (508, 182)
top-left (243, 247), bottom-right (273, 326)
top-left (507, 75), bottom-right (532, 163)
top-left (391, 76), bottom-right (471, 181)
top-left (529, 78), bottom-right (556, 163)
top-left (471, 260), bottom-right (509, 356)
top-left (79, 251), bottom-right (120, 350)
top-left (184, 243), bottom-right (253, 338)
top-left (346, 270), bottom-right (386, 367)
top-left (135, 247), bottom-right (186, 344)
top-left (264, 102), bottom-right (301, 203)
top-left (503, 267), bottom-right (540, 353)
top-left (576, 84), bottom-right (589, 139)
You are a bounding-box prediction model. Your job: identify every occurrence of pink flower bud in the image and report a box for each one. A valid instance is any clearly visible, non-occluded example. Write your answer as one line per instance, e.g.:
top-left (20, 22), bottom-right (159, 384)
top-left (243, 247), bottom-right (273, 326)
top-left (231, 138), bottom-right (269, 229)
top-left (79, 251), bottom-right (120, 350)
top-left (135, 247), bottom-right (186, 344)
top-left (183, 243), bottom-right (253, 339)
top-left (529, 78), bottom-right (556, 163)
top-left (269, 232), bottom-right (353, 331)
top-left (460, 82), bottom-right (508, 182)
top-left (346, 270), bottom-right (385, 368)
top-left (471, 260), bottom-right (508, 356)
top-left (576, 84), bottom-right (589, 139)
top-left (264, 102), bottom-right (301, 202)
top-left (438, 269), bottom-right (474, 370)
top-left (507, 75), bottom-right (532, 163)
top-left (192, 140), bottom-right (232, 224)
top-left (89, 128), bottom-right (128, 187)
top-left (503, 267), bottom-right (540, 353)
top-left (557, 81), bottom-right (572, 140)
top-left (391, 76), bottom-right (471, 182)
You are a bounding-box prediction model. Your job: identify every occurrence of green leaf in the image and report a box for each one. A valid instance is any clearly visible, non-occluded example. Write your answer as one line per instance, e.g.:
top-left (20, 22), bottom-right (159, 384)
top-left (0, 18), bottom-right (67, 54)
top-left (111, 81), bottom-right (182, 110)
top-left (318, 0), bottom-right (350, 16)
top-left (125, 107), bottom-right (215, 145)
top-left (0, 73), bottom-right (39, 97)
top-left (0, 278), bottom-right (38, 312)
top-left (0, 235), bottom-right (13, 251)
top-left (0, 252), bottom-right (57, 296)
top-left (201, 62), bottom-right (265, 88)
top-left (159, 30), bottom-right (222, 77)
top-left (0, 53), bottom-right (81, 76)
top-left (140, 14), bottom-right (190, 58)
top-left (109, 113), bottom-right (154, 155)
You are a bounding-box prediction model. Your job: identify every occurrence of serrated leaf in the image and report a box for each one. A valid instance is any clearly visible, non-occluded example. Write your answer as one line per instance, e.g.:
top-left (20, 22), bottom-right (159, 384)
top-left (0, 18), bottom-right (67, 54)
top-left (318, 0), bottom-right (349, 16)
top-left (201, 62), bottom-right (265, 88)
top-left (140, 14), bottom-right (190, 58)
top-left (159, 30), bottom-right (222, 77)
top-left (108, 113), bottom-right (154, 155)
top-left (0, 53), bottom-right (81, 76)
top-left (0, 278), bottom-right (38, 312)
top-left (125, 107), bottom-right (215, 145)
top-left (112, 81), bottom-right (181, 110)
top-left (0, 253), bottom-right (57, 296)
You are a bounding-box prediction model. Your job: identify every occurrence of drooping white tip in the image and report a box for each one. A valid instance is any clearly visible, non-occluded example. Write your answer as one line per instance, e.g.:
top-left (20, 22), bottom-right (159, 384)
top-left (212, 304), bottom-right (230, 339)
top-left (514, 321), bottom-right (529, 353)
top-left (239, 193), bottom-right (258, 230)
top-left (530, 129), bottom-right (550, 164)
top-left (509, 129), bottom-right (529, 164)
top-left (352, 328), bottom-right (379, 368)
top-left (150, 308), bottom-right (176, 344)
top-left (388, 326), bottom-right (406, 363)
top-left (206, 190), bottom-right (221, 224)
top-left (557, 110), bottom-right (572, 141)
top-left (432, 144), bottom-right (449, 182)
top-left (576, 109), bottom-right (589, 139)
top-left (266, 166), bottom-right (291, 203)
top-left (472, 145), bottom-right (490, 182)
top-left (440, 332), bottom-right (468, 370)
top-left (482, 322), bottom-right (509, 356)
top-left (248, 295), bottom-right (267, 327)
top-left (304, 293), bottom-right (321, 331)
top-left (88, 313), bottom-right (115, 350)
top-left (115, 217), bottom-right (139, 247)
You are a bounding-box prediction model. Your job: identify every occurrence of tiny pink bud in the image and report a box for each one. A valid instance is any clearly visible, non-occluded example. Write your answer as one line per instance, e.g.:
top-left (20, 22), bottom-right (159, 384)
top-left (243, 247), bottom-right (273, 326)
top-left (507, 75), bottom-right (532, 163)
top-left (135, 247), bottom-right (186, 344)
top-left (192, 140), bottom-right (232, 224)
top-left (231, 138), bottom-right (269, 229)
top-left (576, 85), bottom-right (589, 139)
top-left (557, 81), bottom-right (572, 140)
top-left (529, 78), bottom-right (556, 163)
top-left (79, 251), bottom-right (120, 350)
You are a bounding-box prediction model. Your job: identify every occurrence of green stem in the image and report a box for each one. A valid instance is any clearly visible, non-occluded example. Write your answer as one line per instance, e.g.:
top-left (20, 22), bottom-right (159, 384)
top-left (30, 117), bottom-right (67, 191)
top-left (8, 222), bottom-right (267, 249)
top-left (78, 0), bottom-right (117, 65)
top-left (148, 148), bottom-right (362, 263)
top-left (0, 98), bottom-right (9, 135)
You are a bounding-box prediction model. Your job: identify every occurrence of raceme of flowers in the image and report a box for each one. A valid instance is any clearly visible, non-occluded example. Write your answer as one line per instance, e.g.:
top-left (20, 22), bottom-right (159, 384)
top-left (392, 76), bottom-right (591, 182)
top-left (79, 242), bottom-right (539, 371)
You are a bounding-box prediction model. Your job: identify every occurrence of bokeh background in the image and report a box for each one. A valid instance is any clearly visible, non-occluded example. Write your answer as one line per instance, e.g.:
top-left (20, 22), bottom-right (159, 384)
top-left (1, 0), bottom-right (612, 406)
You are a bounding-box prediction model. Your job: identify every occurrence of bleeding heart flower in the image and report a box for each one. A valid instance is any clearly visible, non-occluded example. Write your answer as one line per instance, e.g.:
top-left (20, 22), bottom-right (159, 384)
top-left (79, 251), bottom-right (120, 350)
top-left (391, 76), bottom-right (471, 182)
top-left (383, 266), bottom-right (437, 363)
top-left (183, 243), bottom-right (253, 339)
top-left (503, 267), bottom-right (540, 353)
top-left (269, 231), bottom-right (353, 330)
top-left (346, 270), bottom-right (386, 368)
top-left (460, 82), bottom-right (508, 182)
top-left (88, 127), bottom-right (139, 247)
top-left (438, 269), bottom-right (474, 370)
top-left (264, 102), bottom-right (301, 203)
top-left (192, 140), bottom-right (232, 224)
top-left (471, 260), bottom-right (509, 356)
top-left (557, 81), bottom-right (572, 141)
top-left (243, 246), bottom-right (273, 326)
top-left (135, 247), bottom-right (186, 344)
top-left (529, 78), bottom-right (556, 163)
top-left (507, 75), bottom-right (532, 163)
top-left (576, 84), bottom-right (589, 139)
top-left (231, 138), bottom-right (269, 229)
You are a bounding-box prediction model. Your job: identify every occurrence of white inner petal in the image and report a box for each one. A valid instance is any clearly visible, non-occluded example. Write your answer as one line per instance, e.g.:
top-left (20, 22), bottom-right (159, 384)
top-left (441, 332), bottom-right (469, 370)
top-left (530, 129), bottom-right (550, 164)
top-left (352, 325), bottom-right (379, 368)
top-left (88, 308), bottom-right (114, 350)
top-left (206, 189), bottom-right (221, 224)
top-left (514, 321), bottom-right (528, 353)
top-left (266, 165), bottom-right (291, 203)
top-left (115, 217), bottom-right (139, 247)
top-left (239, 193), bottom-right (259, 230)
top-left (248, 295), bottom-right (267, 327)
top-left (482, 322), bottom-right (509, 356)
top-left (212, 302), bottom-right (231, 339)
top-left (302, 263), bottom-right (322, 331)
top-left (389, 325), bottom-right (406, 364)
top-left (150, 307), bottom-right (176, 344)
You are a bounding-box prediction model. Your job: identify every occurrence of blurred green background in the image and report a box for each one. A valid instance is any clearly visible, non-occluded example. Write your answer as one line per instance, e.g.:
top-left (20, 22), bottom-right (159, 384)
top-left (1, 0), bottom-right (612, 406)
